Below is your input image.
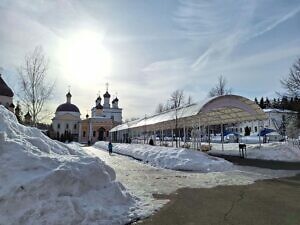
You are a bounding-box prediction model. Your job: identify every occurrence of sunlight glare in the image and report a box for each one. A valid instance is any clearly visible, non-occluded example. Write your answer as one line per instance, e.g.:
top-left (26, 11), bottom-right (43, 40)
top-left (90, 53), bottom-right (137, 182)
top-left (62, 30), bottom-right (112, 84)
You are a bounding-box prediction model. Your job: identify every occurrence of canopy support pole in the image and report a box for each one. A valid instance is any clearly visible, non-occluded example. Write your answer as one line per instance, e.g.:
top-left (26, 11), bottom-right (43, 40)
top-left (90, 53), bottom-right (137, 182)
top-left (221, 123), bottom-right (224, 151)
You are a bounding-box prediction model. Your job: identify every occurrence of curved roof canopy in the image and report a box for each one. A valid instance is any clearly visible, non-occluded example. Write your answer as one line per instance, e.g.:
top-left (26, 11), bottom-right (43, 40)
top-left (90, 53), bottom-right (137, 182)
top-left (110, 95), bottom-right (267, 132)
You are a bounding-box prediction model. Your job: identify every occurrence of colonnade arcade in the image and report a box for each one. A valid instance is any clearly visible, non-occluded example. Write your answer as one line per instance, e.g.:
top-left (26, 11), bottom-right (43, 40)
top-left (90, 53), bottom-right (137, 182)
top-left (110, 95), bottom-right (267, 149)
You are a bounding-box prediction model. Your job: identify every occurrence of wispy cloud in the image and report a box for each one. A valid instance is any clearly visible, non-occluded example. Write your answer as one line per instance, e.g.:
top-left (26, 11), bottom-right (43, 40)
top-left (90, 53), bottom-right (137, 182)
top-left (170, 0), bottom-right (300, 71)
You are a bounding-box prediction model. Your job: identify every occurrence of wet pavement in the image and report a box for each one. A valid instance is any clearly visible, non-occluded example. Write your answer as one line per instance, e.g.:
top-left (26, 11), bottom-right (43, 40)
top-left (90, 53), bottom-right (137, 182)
top-left (84, 146), bottom-right (300, 218)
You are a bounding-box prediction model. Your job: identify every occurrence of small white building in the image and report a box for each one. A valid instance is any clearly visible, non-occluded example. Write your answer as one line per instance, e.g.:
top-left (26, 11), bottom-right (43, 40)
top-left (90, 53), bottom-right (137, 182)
top-left (228, 108), bottom-right (297, 136)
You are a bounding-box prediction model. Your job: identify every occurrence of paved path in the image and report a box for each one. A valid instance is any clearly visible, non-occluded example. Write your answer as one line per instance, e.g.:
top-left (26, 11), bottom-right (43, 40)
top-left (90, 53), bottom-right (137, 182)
top-left (138, 174), bottom-right (300, 225)
top-left (84, 146), bottom-right (299, 220)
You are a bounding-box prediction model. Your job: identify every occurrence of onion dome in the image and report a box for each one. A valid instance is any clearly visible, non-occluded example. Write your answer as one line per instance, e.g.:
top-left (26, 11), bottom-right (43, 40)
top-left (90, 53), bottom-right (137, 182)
top-left (96, 96), bottom-right (102, 102)
top-left (96, 103), bottom-right (103, 109)
top-left (103, 91), bottom-right (111, 98)
top-left (56, 91), bottom-right (80, 113)
top-left (0, 74), bottom-right (14, 97)
top-left (112, 97), bottom-right (119, 103)
top-left (56, 103), bottom-right (80, 113)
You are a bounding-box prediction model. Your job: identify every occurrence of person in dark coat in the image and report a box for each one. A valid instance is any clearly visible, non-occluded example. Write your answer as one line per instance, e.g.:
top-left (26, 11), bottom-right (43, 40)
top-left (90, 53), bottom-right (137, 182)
top-left (108, 142), bottom-right (113, 155)
top-left (149, 138), bottom-right (154, 146)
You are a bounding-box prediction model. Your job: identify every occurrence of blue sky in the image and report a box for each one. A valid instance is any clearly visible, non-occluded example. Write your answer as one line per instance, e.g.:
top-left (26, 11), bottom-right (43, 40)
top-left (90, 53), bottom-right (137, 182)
top-left (0, 0), bottom-right (300, 121)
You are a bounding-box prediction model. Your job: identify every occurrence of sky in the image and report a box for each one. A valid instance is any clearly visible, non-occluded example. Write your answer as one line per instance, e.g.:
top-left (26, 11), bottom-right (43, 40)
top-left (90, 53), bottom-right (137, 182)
top-left (0, 0), bottom-right (300, 122)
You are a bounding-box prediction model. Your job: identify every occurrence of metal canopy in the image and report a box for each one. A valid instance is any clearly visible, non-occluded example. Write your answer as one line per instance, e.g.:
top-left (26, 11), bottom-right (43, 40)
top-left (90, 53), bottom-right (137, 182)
top-left (110, 95), bottom-right (267, 132)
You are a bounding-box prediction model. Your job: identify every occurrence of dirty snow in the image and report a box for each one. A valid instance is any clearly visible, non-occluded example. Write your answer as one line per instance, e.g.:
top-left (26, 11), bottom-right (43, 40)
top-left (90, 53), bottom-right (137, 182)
top-left (0, 106), bottom-right (138, 225)
top-left (94, 141), bottom-right (233, 172)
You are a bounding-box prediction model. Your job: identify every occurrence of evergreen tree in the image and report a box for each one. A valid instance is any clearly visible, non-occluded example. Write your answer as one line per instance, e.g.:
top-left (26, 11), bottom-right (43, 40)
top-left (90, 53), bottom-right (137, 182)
top-left (272, 98), bottom-right (277, 108)
top-left (265, 98), bottom-right (270, 108)
top-left (254, 97), bottom-right (259, 105)
top-left (281, 96), bottom-right (289, 110)
top-left (259, 97), bottom-right (265, 109)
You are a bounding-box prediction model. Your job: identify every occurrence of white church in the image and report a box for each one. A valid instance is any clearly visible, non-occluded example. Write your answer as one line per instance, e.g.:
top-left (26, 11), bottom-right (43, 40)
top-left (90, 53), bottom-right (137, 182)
top-left (51, 86), bottom-right (122, 143)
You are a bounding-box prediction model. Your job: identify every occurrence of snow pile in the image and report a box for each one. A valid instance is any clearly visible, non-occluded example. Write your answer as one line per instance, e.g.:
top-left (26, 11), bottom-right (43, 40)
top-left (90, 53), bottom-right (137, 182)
top-left (0, 106), bottom-right (137, 225)
top-left (210, 142), bottom-right (300, 162)
top-left (246, 142), bottom-right (300, 162)
top-left (94, 141), bottom-right (233, 172)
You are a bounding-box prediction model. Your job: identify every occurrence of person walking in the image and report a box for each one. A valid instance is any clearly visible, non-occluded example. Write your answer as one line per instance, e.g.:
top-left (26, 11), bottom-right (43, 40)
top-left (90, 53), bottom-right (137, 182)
top-left (108, 142), bottom-right (113, 155)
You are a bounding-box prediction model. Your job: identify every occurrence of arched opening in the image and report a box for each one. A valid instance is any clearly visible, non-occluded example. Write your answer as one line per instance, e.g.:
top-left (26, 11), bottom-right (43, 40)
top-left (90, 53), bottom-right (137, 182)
top-left (98, 127), bottom-right (106, 141)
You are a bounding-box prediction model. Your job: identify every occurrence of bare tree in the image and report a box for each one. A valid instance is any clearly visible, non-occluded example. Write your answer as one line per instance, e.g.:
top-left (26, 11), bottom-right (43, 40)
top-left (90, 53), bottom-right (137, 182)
top-left (170, 89), bottom-right (185, 108)
top-left (208, 75), bottom-right (232, 97)
top-left (18, 46), bottom-right (54, 125)
top-left (169, 89), bottom-right (185, 147)
top-left (281, 57), bottom-right (300, 96)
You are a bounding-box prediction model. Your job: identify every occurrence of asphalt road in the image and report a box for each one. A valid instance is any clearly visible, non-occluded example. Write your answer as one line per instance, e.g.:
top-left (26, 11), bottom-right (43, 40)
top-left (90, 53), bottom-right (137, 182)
top-left (137, 174), bottom-right (300, 225)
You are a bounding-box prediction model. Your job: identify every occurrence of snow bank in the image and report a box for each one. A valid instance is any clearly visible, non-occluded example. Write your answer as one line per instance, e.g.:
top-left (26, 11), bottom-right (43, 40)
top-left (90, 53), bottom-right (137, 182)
top-left (210, 142), bottom-right (300, 162)
top-left (0, 106), bottom-right (137, 225)
top-left (94, 142), bottom-right (233, 172)
top-left (246, 142), bottom-right (300, 161)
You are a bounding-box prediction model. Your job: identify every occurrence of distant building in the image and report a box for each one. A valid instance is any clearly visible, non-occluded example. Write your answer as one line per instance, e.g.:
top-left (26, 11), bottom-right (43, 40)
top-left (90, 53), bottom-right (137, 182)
top-left (51, 87), bottom-right (122, 143)
top-left (0, 74), bottom-right (15, 112)
top-left (232, 108), bottom-right (297, 136)
top-left (52, 91), bottom-right (81, 141)
top-left (79, 91), bottom-right (122, 144)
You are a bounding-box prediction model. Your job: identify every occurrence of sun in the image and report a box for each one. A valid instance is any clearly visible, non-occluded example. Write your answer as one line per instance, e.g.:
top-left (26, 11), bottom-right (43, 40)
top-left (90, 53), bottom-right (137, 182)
top-left (61, 30), bottom-right (112, 83)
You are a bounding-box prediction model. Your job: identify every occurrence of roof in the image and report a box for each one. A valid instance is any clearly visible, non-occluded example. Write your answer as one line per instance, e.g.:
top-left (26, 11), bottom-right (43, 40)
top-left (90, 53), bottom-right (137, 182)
top-left (56, 103), bottom-right (80, 113)
top-left (66, 92), bottom-right (72, 97)
top-left (104, 91), bottom-right (111, 98)
top-left (263, 108), bottom-right (298, 114)
top-left (96, 96), bottom-right (102, 102)
top-left (112, 97), bottom-right (119, 103)
top-left (110, 95), bottom-right (268, 132)
top-left (0, 75), bottom-right (14, 97)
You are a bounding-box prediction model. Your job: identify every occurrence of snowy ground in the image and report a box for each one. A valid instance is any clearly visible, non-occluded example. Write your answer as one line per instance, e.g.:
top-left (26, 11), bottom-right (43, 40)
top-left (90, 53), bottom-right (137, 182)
top-left (0, 106), bottom-right (139, 225)
top-left (209, 142), bottom-right (300, 162)
top-left (84, 146), bottom-right (300, 221)
top-left (94, 142), bottom-right (233, 172)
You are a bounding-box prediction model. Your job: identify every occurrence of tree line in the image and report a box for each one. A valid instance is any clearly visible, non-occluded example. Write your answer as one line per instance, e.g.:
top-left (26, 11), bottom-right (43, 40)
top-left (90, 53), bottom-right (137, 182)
top-left (254, 96), bottom-right (300, 112)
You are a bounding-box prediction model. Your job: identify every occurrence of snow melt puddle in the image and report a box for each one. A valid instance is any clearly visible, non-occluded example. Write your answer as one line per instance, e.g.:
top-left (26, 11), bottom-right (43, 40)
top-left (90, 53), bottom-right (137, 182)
top-left (85, 147), bottom-right (299, 220)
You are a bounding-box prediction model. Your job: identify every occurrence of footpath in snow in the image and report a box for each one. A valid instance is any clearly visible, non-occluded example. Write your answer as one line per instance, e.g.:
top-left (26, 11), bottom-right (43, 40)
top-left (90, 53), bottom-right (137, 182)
top-left (209, 142), bottom-right (300, 162)
top-left (94, 141), bottom-right (233, 172)
top-left (0, 106), bottom-right (139, 225)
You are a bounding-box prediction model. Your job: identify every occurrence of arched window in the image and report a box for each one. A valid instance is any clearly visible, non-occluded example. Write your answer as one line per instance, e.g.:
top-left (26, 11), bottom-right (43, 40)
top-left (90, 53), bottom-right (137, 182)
top-left (83, 131), bottom-right (86, 137)
top-left (74, 124), bottom-right (77, 129)
top-left (93, 131), bottom-right (96, 137)
top-left (66, 124), bottom-right (69, 129)
top-left (57, 124), bottom-right (60, 129)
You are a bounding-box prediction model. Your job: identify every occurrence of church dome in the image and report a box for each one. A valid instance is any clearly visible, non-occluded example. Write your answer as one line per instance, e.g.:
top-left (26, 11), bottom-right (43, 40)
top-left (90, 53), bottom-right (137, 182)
top-left (103, 91), bottom-right (110, 98)
top-left (56, 103), bottom-right (80, 113)
top-left (0, 75), bottom-right (14, 97)
top-left (96, 96), bottom-right (102, 102)
top-left (112, 97), bottom-right (119, 103)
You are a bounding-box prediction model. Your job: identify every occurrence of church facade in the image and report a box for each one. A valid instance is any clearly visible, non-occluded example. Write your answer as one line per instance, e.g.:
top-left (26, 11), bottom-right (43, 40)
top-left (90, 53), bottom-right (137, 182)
top-left (51, 88), bottom-right (122, 144)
